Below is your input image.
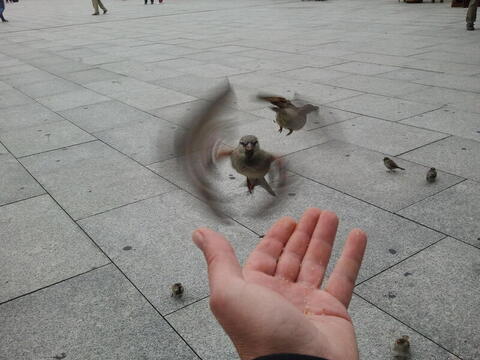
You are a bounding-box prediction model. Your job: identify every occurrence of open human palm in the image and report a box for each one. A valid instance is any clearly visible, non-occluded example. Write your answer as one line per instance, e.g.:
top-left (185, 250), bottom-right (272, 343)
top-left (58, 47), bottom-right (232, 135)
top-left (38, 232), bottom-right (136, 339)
top-left (193, 208), bottom-right (367, 360)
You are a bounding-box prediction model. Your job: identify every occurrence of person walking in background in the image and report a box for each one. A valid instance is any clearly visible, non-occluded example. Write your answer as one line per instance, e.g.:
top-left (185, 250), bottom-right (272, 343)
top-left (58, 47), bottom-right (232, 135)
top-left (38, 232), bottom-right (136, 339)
top-left (92, 0), bottom-right (107, 15)
top-left (0, 0), bottom-right (8, 23)
top-left (466, 0), bottom-right (478, 30)
top-left (144, 0), bottom-right (163, 4)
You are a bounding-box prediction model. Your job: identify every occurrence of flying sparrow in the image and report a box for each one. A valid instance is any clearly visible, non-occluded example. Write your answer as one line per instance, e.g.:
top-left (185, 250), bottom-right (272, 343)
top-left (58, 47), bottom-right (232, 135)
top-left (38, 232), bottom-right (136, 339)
top-left (426, 167), bottom-right (437, 183)
top-left (257, 94), bottom-right (318, 135)
top-left (383, 157), bottom-right (405, 171)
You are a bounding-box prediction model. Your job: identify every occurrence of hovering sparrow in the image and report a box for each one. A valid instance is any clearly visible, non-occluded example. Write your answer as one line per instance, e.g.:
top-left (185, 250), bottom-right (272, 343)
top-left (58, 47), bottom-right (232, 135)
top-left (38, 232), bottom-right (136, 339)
top-left (171, 283), bottom-right (184, 298)
top-left (175, 82), bottom-right (289, 221)
top-left (257, 94), bottom-right (318, 135)
top-left (426, 167), bottom-right (437, 183)
top-left (393, 335), bottom-right (410, 359)
top-left (216, 135), bottom-right (280, 196)
top-left (383, 157), bottom-right (405, 171)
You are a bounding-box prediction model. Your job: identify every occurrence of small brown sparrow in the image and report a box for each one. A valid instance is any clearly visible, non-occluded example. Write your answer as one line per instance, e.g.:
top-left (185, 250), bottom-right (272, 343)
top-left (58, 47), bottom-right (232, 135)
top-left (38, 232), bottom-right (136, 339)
top-left (426, 167), bottom-right (437, 183)
top-left (384, 157), bottom-right (405, 171)
top-left (171, 283), bottom-right (184, 297)
top-left (257, 94), bottom-right (318, 135)
top-left (393, 335), bottom-right (410, 359)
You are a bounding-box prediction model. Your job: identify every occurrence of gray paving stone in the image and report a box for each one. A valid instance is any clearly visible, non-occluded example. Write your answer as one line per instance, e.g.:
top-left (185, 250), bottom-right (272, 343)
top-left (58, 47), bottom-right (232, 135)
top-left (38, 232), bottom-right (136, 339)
top-left (38, 60), bottom-right (93, 75)
top-left (20, 141), bottom-right (175, 220)
top-left (36, 89), bottom-right (110, 112)
top-left (112, 87), bottom-right (196, 111)
top-left (14, 78), bottom-right (83, 98)
top-left (399, 87), bottom-right (480, 114)
top-left (61, 68), bottom-right (124, 85)
top-left (287, 140), bottom-right (463, 212)
top-left (0, 265), bottom-right (198, 360)
top-left (94, 118), bottom-right (183, 165)
top-left (149, 159), bottom-right (444, 282)
top-left (274, 66), bottom-right (352, 84)
top-left (59, 100), bottom-right (160, 133)
top-left (0, 195), bottom-right (108, 303)
top-left (154, 74), bottom-right (227, 99)
top-left (324, 61), bottom-right (399, 76)
top-left (0, 89), bottom-right (34, 109)
top-left (400, 106), bottom-right (480, 142)
top-left (0, 70), bottom-right (59, 86)
top-left (356, 238), bottom-right (480, 360)
top-left (398, 180), bottom-right (480, 247)
top-left (0, 120), bottom-right (95, 158)
top-left (166, 298), bottom-right (238, 360)
top-left (100, 60), bottom-right (184, 82)
top-left (324, 74), bottom-right (429, 97)
top-left (84, 77), bottom-right (158, 95)
top-left (350, 295), bottom-right (459, 360)
top-left (328, 94), bottom-right (441, 122)
top-left (0, 103), bottom-right (65, 132)
top-left (0, 154), bottom-right (45, 206)
top-left (400, 136), bottom-right (480, 182)
top-left (78, 190), bottom-right (259, 315)
top-left (319, 116), bottom-right (448, 156)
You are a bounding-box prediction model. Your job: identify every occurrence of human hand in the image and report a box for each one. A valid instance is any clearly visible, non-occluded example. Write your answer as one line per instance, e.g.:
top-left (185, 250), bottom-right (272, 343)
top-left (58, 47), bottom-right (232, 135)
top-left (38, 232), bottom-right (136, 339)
top-left (192, 208), bottom-right (367, 360)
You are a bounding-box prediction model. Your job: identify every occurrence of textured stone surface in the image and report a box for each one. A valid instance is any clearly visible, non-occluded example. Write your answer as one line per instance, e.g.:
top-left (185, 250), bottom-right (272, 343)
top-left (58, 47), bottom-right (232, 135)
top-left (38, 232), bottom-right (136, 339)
top-left (20, 141), bottom-right (175, 220)
top-left (287, 140), bottom-right (464, 211)
top-left (398, 180), bottom-right (480, 247)
top-left (356, 238), bottom-right (480, 360)
top-left (79, 190), bottom-right (259, 315)
top-left (0, 195), bottom-right (108, 303)
top-left (0, 265), bottom-right (198, 360)
top-left (0, 154), bottom-right (45, 206)
top-left (1, 0), bottom-right (479, 357)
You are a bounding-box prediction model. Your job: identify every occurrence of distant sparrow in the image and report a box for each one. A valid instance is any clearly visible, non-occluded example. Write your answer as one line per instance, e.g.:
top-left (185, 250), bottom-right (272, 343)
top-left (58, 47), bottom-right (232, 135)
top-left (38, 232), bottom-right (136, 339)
top-left (426, 167), bottom-right (437, 183)
top-left (171, 283), bottom-right (184, 297)
top-left (257, 94), bottom-right (318, 135)
top-left (383, 157), bottom-right (405, 171)
top-left (393, 335), bottom-right (410, 359)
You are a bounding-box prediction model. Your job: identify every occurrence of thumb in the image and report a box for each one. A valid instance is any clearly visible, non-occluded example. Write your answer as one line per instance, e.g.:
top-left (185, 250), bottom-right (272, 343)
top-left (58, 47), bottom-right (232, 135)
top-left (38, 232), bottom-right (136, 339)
top-left (192, 228), bottom-right (243, 293)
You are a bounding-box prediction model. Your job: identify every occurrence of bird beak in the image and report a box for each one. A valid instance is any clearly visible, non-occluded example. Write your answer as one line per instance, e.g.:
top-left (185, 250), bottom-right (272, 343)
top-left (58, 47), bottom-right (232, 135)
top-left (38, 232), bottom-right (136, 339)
top-left (245, 143), bottom-right (253, 151)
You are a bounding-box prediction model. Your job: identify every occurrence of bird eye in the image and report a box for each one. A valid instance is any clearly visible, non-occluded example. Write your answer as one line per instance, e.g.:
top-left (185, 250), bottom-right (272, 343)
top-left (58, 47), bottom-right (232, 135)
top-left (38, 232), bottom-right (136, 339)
top-left (240, 142), bottom-right (245, 146)
top-left (252, 141), bottom-right (257, 146)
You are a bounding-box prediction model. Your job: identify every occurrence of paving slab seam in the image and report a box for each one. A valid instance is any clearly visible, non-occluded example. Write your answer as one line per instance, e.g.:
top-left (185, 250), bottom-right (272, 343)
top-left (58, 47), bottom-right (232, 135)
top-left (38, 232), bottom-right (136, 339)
top-left (163, 294), bottom-right (211, 317)
top-left (15, 139), bottom-right (98, 160)
top-left (394, 134), bottom-right (453, 157)
top-left (0, 262), bottom-right (111, 307)
top-left (0, 191), bottom-right (45, 209)
top-left (394, 178), bottom-right (468, 214)
top-left (352, 292), bottom-right (463, 360)
top-left (289, 171), bottom-right (476, 247)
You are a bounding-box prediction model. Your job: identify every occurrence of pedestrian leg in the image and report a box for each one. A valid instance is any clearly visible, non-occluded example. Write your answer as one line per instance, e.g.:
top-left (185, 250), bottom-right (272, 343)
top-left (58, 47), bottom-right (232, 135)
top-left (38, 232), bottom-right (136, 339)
top-left (466, 0), bottom-right (478, 29)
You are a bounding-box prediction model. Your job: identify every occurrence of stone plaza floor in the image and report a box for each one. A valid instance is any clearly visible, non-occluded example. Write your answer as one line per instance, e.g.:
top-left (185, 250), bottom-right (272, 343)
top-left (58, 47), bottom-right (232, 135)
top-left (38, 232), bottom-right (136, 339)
top-left (1, 0), bottom-right (479, 358)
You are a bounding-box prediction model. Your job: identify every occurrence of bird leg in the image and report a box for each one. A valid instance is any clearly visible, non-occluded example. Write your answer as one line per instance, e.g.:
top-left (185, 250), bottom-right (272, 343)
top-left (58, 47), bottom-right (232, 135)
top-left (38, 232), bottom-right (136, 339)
top-left (246, 178), bottom-right (254, 194)
top-left (278, 126), bottom-right (283, 133)
top-left (286, 129), bottom-right (293, 136)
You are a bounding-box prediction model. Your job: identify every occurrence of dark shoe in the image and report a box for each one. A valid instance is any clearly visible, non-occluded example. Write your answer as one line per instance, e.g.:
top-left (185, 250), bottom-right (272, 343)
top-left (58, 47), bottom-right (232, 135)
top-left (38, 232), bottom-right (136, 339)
top-left (92, 12), bottom-right (99, 15)
top-left (467, 23), bottom-right (474, 31)
top-left (2, 19), bottom-right (8, 22)
top-left (103, 8), bottom-right (107, 14)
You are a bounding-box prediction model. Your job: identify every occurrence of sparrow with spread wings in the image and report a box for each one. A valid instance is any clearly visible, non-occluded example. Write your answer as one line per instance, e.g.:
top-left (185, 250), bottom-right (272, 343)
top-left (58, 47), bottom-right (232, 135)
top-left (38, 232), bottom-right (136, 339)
top-left (257, 94), bottom-right (319, 135)
top-left (175, 83), bottom-right (288, 220)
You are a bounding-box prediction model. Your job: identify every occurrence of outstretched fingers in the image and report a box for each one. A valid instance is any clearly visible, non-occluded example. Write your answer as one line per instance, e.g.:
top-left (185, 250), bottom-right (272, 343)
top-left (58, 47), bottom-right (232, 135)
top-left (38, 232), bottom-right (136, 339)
top-left (275, 208), bottom-right (322, 281)
top-left (297, 211), bottom-right (338, 288)
top-left (245, 216), bottom-right (296, 275)
top-left (325, 229), bottom-right (367, 308)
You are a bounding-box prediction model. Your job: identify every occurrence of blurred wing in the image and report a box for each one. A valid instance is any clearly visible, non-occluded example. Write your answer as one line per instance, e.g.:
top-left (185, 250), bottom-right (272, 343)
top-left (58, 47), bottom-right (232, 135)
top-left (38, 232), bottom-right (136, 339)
top-left (174, 82), bottom-right (234, 221)
top-left (256, 93), bottom-right (292, 108)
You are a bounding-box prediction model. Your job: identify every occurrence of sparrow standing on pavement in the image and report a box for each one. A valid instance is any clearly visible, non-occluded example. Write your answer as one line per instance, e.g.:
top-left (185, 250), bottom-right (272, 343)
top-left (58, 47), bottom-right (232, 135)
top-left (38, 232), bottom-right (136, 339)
top-left (383, 157), bottom-right (405, 171)
top-left (171, 283), bottom-right (184, 298)
top-left (257, 94), bottom-right (319, 135)
top-left (392, 335), bottom-right (410, 359)
top-left (426, 167), bottom-right (437, 183)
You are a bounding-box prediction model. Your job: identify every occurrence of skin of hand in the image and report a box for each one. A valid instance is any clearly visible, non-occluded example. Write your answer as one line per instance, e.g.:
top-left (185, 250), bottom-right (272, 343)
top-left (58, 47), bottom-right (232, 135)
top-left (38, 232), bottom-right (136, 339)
top-left (192, 208), bottom-right (367, 360)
